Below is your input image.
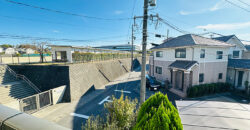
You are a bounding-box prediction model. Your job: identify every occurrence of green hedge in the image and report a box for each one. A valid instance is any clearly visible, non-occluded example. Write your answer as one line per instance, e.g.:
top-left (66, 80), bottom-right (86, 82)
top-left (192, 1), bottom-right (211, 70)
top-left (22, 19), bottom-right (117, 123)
top-left (72, 52), bottom-right (140, 62)
top-left (187, 83), bottom-right (232, 98)
top-left (134, 92), bottom-right (183, 130)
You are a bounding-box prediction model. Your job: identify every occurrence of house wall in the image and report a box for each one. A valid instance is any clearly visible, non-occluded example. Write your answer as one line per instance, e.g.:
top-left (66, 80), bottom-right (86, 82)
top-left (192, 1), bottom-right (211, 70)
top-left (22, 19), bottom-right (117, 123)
top-left (226, 36), bottom-right (245, 59)
top-left (242, 51), bottom-right (250, 59)
top-left (150, 46), bottom-right (229, 84)
top-left (227, 68), bottom-right (250, 89)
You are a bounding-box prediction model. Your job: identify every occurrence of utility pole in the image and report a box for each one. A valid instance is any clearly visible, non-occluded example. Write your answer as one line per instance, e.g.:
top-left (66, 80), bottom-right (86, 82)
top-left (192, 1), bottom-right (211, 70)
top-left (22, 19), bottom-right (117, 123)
top-left (131, 24), bottom-right (134, 71)
top-left (140, 0), bottom-right (149, 103)
top-left (167, 29), bottom-right (169, 41)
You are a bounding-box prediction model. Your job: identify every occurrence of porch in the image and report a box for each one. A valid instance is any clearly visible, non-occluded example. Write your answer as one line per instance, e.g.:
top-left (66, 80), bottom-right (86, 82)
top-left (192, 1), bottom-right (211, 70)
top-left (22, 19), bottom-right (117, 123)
top-left (168, 60), bottom-right (197, 97)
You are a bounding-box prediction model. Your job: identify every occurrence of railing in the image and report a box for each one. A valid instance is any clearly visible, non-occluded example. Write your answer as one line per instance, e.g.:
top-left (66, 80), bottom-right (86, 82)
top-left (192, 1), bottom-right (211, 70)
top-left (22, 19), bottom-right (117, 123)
top-left (4, 65), bottom-right (41, 93)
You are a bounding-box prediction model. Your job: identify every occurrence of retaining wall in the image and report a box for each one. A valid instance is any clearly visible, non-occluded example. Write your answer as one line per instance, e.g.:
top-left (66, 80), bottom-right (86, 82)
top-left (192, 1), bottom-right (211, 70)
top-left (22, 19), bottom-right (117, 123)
top-left (9, 58), bottom-right (140, 102)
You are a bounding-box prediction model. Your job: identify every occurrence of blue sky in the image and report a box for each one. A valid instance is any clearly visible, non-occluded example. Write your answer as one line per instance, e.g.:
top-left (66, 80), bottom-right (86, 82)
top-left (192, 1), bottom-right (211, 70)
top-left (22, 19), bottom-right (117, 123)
top-left (0, 0), bottom-right (250, 46)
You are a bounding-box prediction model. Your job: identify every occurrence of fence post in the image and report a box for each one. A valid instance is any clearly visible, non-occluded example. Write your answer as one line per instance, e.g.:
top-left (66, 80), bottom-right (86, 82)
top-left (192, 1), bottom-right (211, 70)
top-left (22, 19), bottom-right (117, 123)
top-left (28, 54), bottom-right (30, 64)
top-left (18, 55), bottom-right (20, 64)
top-left (19, 100), bottom-right (24, 112)
top-left (12, 54), bottom-right (14, 64)
top-left (36, 94), bottom-right (40, 111)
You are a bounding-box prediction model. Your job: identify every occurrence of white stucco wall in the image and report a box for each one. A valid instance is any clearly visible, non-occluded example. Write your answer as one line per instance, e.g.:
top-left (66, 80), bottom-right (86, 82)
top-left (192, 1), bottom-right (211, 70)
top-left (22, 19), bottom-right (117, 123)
top-left (5, 48), bottom-right (16, 55)
top-left (51, 47), bottom-right (73, 63)
top-left (154, 46), bottom-right (229, 63)
top-left (226, 36), bottom-right (245, 59)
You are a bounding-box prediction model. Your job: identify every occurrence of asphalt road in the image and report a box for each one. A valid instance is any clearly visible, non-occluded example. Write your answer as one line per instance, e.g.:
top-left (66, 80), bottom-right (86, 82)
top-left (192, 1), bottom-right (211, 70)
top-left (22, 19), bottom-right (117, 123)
top-left (33, 67), bottom-right (181, 130)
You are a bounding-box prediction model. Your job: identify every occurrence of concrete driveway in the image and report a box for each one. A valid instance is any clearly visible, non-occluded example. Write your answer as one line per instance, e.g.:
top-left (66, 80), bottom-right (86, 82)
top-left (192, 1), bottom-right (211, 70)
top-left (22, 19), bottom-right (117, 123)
top-left (177, 96), bottom-right (250, 130)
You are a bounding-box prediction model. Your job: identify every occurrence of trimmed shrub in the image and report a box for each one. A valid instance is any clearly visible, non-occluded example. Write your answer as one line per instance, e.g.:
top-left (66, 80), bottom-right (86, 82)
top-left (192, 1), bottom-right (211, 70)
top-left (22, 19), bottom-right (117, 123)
top-left (187, 83), bottom-right (231, 98)
top-left (134, 92), bottom-right (183, 130)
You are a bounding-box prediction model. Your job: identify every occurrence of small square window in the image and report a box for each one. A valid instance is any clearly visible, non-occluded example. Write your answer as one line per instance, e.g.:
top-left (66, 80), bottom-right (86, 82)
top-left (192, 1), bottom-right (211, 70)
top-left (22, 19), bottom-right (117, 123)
top-left (155, 66), bottom-right (162, 74)
top-left (156, 51), bottom-right (163, 57)
top-left (175, 48), bottom-right (186, 58)
top-left (218, 73), bottom-right (223, 79)
top-left (216, 51), bottom-right (223, 59)
top-left (233, 51), bottom-right (240, 58)
top-left (199, 73), bottom-right (204, 83)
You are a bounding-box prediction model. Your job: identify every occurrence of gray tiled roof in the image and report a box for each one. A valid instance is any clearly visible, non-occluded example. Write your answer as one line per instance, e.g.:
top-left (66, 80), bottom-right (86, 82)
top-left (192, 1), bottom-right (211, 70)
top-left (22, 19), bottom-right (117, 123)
top-left (169, 60), bottom-right (197, 70)
top-left (228, 59), bottom-right (250, 69)
top-left (213, 35), bottom-right (235, 42)
top-left (152, 34), bottom-right (232, 50)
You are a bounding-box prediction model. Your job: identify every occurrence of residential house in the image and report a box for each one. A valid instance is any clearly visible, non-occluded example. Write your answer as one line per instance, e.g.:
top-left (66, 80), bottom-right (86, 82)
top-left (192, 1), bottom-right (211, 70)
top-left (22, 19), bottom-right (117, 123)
top-left (243, 45), bottom-right (250, 59)
top-left (227, 59), bottom-right (250, 90)
top-left (214, 35), bottom-right (250, 89)
top-left (0, 47), bottom-right (3, 53)
top-left (149, 34), bottom-right (232, 97)
top-left (94, 44), bottom-right (141, 51)
top-left (25, 48), bottom-right (35, 54)
top-left (4, 48), bottom-right (16, 55)
top-left (213, 35), bottom-right (246, 59)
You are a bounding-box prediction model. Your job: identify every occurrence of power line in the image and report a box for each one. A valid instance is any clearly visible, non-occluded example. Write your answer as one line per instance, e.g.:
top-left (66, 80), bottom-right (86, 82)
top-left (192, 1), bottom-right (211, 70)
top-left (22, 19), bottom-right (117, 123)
top-left (237, 0), bottom-right (250, 6)
top-left (225, 0), bottom-right (250, 12)
top-left (4, 0), bottom-right (133, 21)
top-left (158, 17), bottom-right (191, 34)
top-left (0, 33), bottom-right (139, 43)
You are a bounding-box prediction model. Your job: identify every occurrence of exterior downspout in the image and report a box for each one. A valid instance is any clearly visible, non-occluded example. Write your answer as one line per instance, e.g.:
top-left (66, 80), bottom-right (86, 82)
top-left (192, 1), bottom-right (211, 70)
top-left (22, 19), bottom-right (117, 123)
top-left (153, 51), bottom-right (155, 76)
top-left (191, 47), bottom-right (194, 61)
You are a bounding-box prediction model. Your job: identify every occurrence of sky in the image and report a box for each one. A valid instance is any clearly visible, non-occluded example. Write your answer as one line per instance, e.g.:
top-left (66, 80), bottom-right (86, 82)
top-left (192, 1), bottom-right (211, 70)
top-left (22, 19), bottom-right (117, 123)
top-left (0, 0), bottom-right (250, 47)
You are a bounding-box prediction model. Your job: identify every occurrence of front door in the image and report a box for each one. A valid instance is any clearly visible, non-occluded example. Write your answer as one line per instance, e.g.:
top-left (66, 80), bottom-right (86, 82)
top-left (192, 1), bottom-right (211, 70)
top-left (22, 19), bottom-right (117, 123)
top-left (237, 71), bottom-right (244, 87)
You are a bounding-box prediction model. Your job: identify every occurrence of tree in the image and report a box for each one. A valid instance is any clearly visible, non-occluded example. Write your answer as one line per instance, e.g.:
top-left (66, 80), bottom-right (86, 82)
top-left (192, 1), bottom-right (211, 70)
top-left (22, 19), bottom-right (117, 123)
top-left (34, 42), bottom-right (49, 63)
top-left (134, 92), bottom-right (183, 130)
top-left (18, 44), bottom-right (37, 50)
top-left (0, 44), bottom-right (13, 49)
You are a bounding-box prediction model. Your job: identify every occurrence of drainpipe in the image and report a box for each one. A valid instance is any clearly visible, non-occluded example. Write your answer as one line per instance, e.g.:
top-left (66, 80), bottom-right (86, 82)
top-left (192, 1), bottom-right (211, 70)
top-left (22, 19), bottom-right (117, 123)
top-left (153, 51), bottom-right (155, 76)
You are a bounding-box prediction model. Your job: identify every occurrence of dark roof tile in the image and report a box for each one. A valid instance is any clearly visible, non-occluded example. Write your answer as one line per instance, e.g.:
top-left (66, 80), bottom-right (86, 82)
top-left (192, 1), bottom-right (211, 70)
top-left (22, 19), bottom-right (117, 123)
top-left (228, 59), bottom-right (250, 69)
top-left (169, 60), bottom-right (197, 70)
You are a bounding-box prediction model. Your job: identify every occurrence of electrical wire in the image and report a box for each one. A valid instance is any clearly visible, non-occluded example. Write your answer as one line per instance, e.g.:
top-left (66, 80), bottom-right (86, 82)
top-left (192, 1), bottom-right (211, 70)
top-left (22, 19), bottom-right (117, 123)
top-left (225, 0), bottom-right (250, 12)
top-left (4, 0), bottom-right (133, 21)
top-left (237, 0), bottom-right (250, 6)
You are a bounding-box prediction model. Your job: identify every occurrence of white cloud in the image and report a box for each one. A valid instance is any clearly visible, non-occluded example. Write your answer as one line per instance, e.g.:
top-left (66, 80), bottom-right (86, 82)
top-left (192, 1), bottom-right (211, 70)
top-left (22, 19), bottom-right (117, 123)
top-left (114, 10), bottom-right (123, 15)
top-left (180, 0), bottom-right (225, 15)
top-left (52, 30), bottom-right (60, 33)
top-left (196, 21), bottom-right (250, 30)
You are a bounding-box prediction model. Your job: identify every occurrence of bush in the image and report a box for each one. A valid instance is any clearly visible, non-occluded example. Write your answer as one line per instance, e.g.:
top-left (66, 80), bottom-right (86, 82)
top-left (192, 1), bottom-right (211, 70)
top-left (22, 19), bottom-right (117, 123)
top-left (84, 94), bottom-right (138, 130)
top-left (187, 83), bottom-right (231, 98)
top-left (134, 92), bottom-right (183, 130)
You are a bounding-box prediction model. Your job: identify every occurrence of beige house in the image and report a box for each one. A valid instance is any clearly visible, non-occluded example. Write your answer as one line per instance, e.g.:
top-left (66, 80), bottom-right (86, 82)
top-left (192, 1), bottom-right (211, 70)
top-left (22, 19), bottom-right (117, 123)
top-left (149, 34), bottom-right (233, 97)
top-left (214, 35), bottom-right (250, 89)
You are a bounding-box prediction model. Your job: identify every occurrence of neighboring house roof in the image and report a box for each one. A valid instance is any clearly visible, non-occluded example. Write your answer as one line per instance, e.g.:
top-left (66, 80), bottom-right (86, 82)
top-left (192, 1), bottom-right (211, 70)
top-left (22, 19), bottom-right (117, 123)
top-left (152, 34), bottom-right (232, 50)
top-left (245, 45), bottom-right (250, 51)
top-left (213, 35), bottom-right (235, 42)
top-left (169, 60), bottom-right (198, 70)
top-left (228, 59), bottom-right (250, 69)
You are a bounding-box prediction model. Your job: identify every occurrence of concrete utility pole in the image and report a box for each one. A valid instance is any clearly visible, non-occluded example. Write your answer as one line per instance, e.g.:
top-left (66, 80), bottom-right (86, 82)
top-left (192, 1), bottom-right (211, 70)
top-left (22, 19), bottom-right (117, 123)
top-left (140, 0), bottom-right (149, 103)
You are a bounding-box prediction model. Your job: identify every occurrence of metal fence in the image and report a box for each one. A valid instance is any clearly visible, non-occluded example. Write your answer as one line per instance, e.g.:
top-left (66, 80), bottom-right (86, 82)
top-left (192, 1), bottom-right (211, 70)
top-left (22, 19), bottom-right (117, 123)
top-left (19, 90), bottom-right (52, 114)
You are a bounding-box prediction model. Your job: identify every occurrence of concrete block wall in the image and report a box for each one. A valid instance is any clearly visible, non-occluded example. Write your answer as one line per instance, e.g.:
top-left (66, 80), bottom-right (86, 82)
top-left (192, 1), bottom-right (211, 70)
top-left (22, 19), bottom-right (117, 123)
top-left (69, 63), bottom-right (109, 101)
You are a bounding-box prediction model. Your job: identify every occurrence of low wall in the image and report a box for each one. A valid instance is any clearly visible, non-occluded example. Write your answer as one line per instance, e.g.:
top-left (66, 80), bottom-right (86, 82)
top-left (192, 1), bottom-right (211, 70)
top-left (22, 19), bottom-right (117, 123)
top-left (0, 104), bottom-right (69, 130)
top-left (1, 56), bottom-right (52, 64)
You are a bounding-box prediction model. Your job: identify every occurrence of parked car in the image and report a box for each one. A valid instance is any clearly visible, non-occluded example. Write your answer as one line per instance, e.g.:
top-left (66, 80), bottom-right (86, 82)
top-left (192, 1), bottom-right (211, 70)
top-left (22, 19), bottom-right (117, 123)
top-left (146, 75), bottom-right (160, 91)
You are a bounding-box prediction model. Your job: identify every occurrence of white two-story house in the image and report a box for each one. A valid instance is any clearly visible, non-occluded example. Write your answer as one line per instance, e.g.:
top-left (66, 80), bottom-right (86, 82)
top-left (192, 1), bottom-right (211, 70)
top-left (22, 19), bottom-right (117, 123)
top-left (149, 34), bottom-right (233, 97)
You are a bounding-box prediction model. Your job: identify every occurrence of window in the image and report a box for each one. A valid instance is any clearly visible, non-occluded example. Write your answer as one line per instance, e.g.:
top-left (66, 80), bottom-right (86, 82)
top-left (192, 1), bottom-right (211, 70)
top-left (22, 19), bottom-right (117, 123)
top-left (218, 73), bottom-right (223, 79)
top-left (200, 49), bottom-right (205, 58)
top-left (156, 51), bottom-right (163, 57)
top-left (233, 51), bottom-right (240, 58)
top-left (155, 66), bottom-right (162, 74)
top-left (216, 51), bottom-right (223, 59)
top-left (175, 48), bottom-right (186, 58)
top-left (199, 73), bottom-right (204, 83)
